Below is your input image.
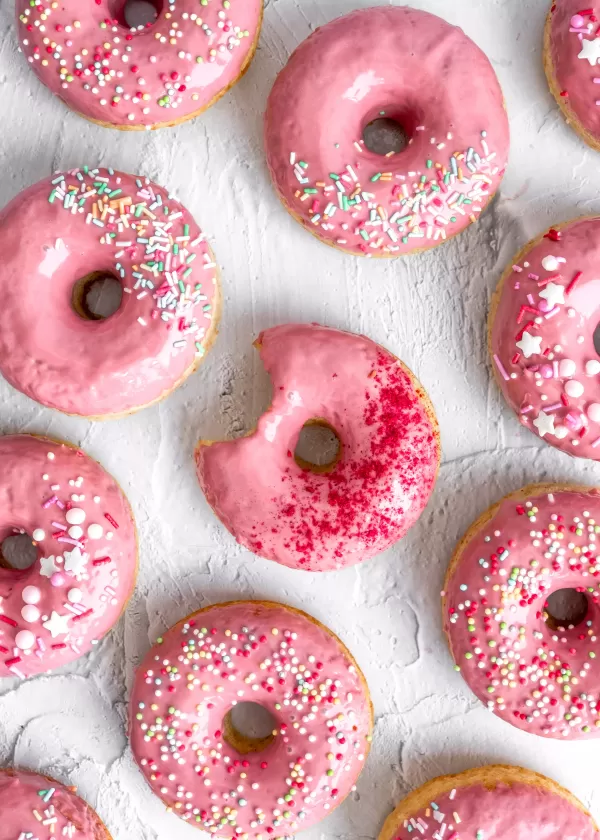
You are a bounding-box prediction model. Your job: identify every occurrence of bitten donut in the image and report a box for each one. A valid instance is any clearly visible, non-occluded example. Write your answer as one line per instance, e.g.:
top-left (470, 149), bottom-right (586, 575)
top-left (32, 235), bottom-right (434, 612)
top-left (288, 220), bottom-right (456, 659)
top-left (545, 1), bottom-right (600, 151)
top-left (264, 6), bottom-right (509, 257)
top-left (0, 768), bottom-right (112, 840)
top-left (0, 167), bottom-right (220, 418)
top-left (443, 483), bottom-right (600, 739)
top-left (489, 218), bottom-right (600, 459)
top-left (379, 765), bottom-right (599, 840)
top-left (0, 434), bottom-right (137, 679)
top-left (129, 600), bottom-right (373, 837)
top-left (195, 324), bottom-right (440, 571)
top-left (16, 0), bottom-right (263, 131)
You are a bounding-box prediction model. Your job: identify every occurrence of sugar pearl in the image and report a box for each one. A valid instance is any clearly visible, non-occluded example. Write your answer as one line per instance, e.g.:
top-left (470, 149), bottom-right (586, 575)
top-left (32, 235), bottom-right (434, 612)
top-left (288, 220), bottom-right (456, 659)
top-left (21, 605), bottom-right (40, 623)
top-left (22, 585), bottom-right (41, 605)
top-left (559, 359), bottom-right (576, 378)
top-left (585, 360), bottom-right (600, 376)
top-left (68, 588), bottom-right (83, 603)
top-left (565, 380), bottom-right (584, 398)
top-left (542, 255), bottom-right (559, 271)
top-left (15, 630), bottom-right (35, 650)
top-left (50, 572), bottom-right (65, 587)
top-left (88, 524), bottom-right (103, 539)
top-left (68, 525), bottom-right (84, 540)
top-left (588, 403), bottom-right (600, 423)
top-left (32, 528), bottom-right (45, 542)
top-left (554, 425), bottom-right (569, 439)
top-left (66, 507), bottom-right (86, 525)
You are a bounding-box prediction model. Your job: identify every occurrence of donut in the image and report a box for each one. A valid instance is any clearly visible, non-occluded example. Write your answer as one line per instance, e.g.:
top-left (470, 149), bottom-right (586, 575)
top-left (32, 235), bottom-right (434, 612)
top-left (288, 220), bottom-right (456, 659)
top-left (0, 434), bottom-right (137, 679)
top-left (379, 765), bottom-right (599, 840)
top-left (129, 599), bottom-right (373, 837)
top-left (443, 483), bottom-right (600, 739)
top-left (16, 0), bottom-right (263, 131)
top-left (0, 167), bottom-right (220, 418)
top-left (195, 323), bottom-right (440, 571)
top-left (264, 6), bottom-right (509, 257)
top-left (0, 768), bottom-right (112, 839)
top-left (544, 1), bottom-right (600, 151)
top-left (489, 217), bottom-right (600, 459)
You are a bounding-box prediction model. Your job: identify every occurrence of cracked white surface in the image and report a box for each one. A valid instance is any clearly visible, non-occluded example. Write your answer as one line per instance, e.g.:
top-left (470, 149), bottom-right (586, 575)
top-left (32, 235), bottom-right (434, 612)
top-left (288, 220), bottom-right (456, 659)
top-left (2, 0), bottom-right (600, 837)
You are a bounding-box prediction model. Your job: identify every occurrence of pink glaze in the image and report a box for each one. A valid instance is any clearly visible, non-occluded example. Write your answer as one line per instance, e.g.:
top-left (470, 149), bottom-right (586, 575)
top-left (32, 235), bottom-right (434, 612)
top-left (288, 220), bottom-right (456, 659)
top-left (0, 168), bottom-right (219, 417)
top-left (264, 6), bottom-right (509, 257)
top-left (390, 773), bottom-right (599, 840)
top-left (195, 324), bottom-right (440, 571)
top-left (16, 0), bottom-right (262, 129)
top-left (129, 600), bottom-right (373, 838)
top-left (444, 487), bottom-right (600, 739)
top-left (490, 218), bottom-right (600, 459)
top-left (0, 768), bottom-right (108, 840)
top-left (0, 435), bottom-right (137, 679)
top-left (548, 2), bottom-right (600, 143)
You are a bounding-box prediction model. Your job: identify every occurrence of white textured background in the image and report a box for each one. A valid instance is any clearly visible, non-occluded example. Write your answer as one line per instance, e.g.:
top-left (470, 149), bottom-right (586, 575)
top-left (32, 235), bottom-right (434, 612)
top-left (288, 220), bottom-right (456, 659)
top-left (2, 0), bottom-right (600, 836)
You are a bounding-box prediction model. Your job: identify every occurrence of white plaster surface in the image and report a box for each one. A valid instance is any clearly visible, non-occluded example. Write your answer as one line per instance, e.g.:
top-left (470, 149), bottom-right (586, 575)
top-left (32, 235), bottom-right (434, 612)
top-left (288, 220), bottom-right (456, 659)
top-left (2, 0), bottom-right (600, 836)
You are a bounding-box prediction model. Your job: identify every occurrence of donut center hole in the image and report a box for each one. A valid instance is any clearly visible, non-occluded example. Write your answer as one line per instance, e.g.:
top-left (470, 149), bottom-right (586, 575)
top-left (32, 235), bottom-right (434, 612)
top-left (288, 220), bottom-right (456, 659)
top-left (223, 702), bottom-right (276, 754)
top-left (72, 272), bottom-right (123, 321)
top-left (294, 420), bottom-right (341, 474)
top-left (0, 533), bottom-right (37, 571)
top-left (112, 0), bottom-right (162, 29)
top-left (593, 322), bottom-right (600, 357)
top-left (363, 117), bottom-right (409, 156)
top-left (545, 588), bottom-right (589, 630)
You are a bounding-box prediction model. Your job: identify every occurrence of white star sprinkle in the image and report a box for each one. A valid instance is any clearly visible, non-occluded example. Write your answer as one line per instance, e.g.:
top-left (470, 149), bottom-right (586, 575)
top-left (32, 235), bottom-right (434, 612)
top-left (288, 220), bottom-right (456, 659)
top-left (578, 37), bottom-right (600, 65)
top-left (64, 547), bottom-right (89, 576)
top-left (42, 611), bottom-right (71, 639)
top-left (516, 330), bottom-right (542, 358)
top-left (533, 411), bottom-right (556, 438)
top-left (539, 282), bottom-right (565, 308)
top-left (39, 555), bottom-right (59, 578)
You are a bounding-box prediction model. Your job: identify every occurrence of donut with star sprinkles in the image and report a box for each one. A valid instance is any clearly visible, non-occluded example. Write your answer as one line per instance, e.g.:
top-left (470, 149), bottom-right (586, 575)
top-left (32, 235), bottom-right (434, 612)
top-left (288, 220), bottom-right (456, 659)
top-left (0, 435), bottom-right (137, 679)
top-left (0, 167), bottom-right (220, 418)
top-left (443, 484), bottom-right (600, 740)
top-left (0, 768), bottom-right (113, 840)
top-left (129, 600), bottom-right (373, 837)
top-left (16, 0), bottom-right (263, 130)
top-left (489, 217), bottom-right (600, 459)
top-left (264, 6), bottom-right (509, 257)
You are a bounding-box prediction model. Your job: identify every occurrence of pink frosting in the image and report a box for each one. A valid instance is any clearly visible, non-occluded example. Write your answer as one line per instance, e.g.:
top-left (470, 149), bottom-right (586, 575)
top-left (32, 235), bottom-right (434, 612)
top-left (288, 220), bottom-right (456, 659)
top-left (0, 168), bottom-right (219, 417)
top-left (264, 6), bottom-right (509, 257)
top-left (444, 487), bottom-right (600, 739)
top-left (0, 769), bottom-right (107, 840)
top-left (0, 435), bottom-right (137, 679)
top-left (490, 218), bottom-right (600, 459)
top-left (129, 601), bottom-right (372, 839)
top-left (390, 774), bottom-right (599, 840)
top-left (548, 2), bottom-right (600, 142)
top-left (16, 0), bottom-right (262, 129)
top-left (195, 323), bottom-right (440, 571)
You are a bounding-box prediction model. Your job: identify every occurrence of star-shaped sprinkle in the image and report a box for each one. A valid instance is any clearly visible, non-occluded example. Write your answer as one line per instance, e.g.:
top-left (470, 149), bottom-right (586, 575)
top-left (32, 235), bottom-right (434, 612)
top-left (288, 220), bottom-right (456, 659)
top-left (39, 555), bottom-right (59, 578)
top-left (63, 547), bottom-right (88, 576)
top-left (42, 611), bottom-right (71, 639)
top-left (539, 282), bottom-right (565, 308)
top-left (533, 411), bottom-right (556, 438)
top-left (578, 37), bottom-right (600, 65)
top-left (516, 330), bottom-right (542, 358)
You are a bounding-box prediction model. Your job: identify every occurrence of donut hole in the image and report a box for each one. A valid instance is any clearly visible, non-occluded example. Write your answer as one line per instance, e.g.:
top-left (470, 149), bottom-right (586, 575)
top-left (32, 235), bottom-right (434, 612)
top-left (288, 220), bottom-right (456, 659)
top-left (72, 271), bottom-right (123, 321)
top-left (114, 0), bottom-right (162, 28)
top-left (593, 321), bottom-right (600, 357)
top-left (363, 116), bottom-right (409, 156)
top-left (0, 533), bottom-right (37, 571)
top-left (294, 419), bottom-right (342, 474)
top-left (544, 588), bottom-right (589, 630)
top-left (222, 702), bottom-right (277, 754)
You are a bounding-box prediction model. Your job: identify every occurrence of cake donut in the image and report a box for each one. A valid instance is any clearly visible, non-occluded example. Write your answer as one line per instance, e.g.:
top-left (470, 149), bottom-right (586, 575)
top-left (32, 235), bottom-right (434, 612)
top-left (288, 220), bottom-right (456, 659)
top-left (264, 6), bottom-right (510, 257)
top-left (443, 483), bottom-right (600, 739)
top-left (195, 324), bottom-right (440, 571)
top-left (16, 0), bottom-right (263, 131)
top-left (489, 217), bottom-right (600, 459)
top-left (0, 434), bottom-right (137, 679)
top-left (545, 1), bottom-right (600, 151)
top-left (0, 167), bottom-right (220, 418)
top-left (0, 768), bottom-right (112, 840)
top-left (379, 765), bottom-right (599, 840)
top-left (129, 600), bottom-right (373, 837)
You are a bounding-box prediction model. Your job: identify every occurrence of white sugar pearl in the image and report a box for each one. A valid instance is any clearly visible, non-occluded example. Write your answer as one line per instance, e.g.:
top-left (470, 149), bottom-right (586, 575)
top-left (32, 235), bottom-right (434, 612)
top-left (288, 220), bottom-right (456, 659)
top-left (32, 528), bottom-right (45, 542)
top-left (87, 524), bottom-right (103, 540)
top-left (554, 425), bottom-right (569, 439)
top-left (586, 360), bottom-right (600, 376)
top-left (588, 403), bottom-right (600, 423)
top-left (565, 380), bottom-right (584, 398)
top-left (68, 525), bottom-right (83, 540)
top-left (542, 255), bottom-right (559, 272)
top-left (67, 588), bottom-right (83, 603)
top-left (15, 630), bottom-right (35, 650)
top-left (66, 508), bottom-right (86, 525)
top-left (22, 585), bottom-right (41, 605)
top-left (21, 605), bottom-right (40, 622)
top-left (559, 359), bottom-right (576, 378)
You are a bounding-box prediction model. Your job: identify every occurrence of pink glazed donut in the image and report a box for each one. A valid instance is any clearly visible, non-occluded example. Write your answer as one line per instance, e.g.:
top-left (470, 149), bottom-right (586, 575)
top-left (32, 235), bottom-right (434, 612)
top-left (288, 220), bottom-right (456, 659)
top-left (0, 434), bottom-right (137, 679)
top-left (16, 0), bottom-right (263, 130)
top-left (264, 6), bottom-right (510, 257)
top-left (0, 167), bottom-right (220, 418)
top-left (129, 600), bottom-right (373, 838)
top-left (0, 768), bottom-right (112, 840)
top-left (489, 218), bottom-right (600, 460)
top-left (195, 324), bottom-right (440, 571)
top-left (443, 484), bottom-right (600, 739)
